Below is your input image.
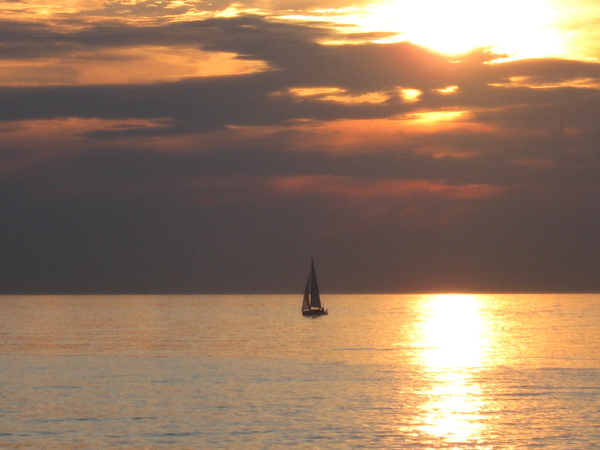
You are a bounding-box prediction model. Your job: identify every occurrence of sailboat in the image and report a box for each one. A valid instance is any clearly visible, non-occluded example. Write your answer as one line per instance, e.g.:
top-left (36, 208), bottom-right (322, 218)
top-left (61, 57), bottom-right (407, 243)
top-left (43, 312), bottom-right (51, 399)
top-left (301, 259), bottom-right (328, 317)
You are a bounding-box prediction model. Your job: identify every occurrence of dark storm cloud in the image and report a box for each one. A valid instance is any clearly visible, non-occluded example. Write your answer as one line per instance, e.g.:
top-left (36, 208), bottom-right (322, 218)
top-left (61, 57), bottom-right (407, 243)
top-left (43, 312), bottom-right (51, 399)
top-left (0, 20), bottom-right (66, 59)
top-left (2, 16), bottom-right (600, 132)
top-left (0, 15), bottom-right (329, 59)
top-left (0, 72), bottom-right (596, 137)
top-left (492, 57), bottom-right (600, 83)
top-left (0, 72), bottom-right (405, 137)
top-left (474, 90), bottom-right (600, 131)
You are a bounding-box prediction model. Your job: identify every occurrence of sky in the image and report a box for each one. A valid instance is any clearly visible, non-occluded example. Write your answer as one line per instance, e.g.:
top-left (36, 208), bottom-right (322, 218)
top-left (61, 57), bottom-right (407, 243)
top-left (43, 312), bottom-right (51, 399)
top-left (2, 0), bottom-right (600, 294)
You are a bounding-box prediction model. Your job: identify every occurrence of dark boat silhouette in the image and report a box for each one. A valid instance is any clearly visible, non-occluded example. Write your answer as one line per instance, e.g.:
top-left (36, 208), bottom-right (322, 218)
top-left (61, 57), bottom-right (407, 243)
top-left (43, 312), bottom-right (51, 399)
top-left (301, 259), bottom-right (328, 317)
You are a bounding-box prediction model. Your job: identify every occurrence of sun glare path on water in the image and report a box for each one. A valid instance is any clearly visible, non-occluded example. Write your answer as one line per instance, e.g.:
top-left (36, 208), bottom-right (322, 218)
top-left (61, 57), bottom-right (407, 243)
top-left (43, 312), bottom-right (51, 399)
top-left (412, 294), bottom-right (490, 443)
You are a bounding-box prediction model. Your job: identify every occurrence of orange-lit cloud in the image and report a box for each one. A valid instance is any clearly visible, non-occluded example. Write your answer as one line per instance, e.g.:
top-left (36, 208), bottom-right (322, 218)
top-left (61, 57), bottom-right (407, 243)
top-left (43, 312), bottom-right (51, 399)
top-left (0, 48), bottom-right (268, 86)
top-left (270, 175), bottom-right (503, 201)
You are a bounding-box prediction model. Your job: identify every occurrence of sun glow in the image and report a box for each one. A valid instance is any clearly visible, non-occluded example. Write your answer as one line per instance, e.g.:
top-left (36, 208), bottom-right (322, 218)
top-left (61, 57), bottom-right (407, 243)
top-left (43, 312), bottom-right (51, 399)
top-left (363, 0), bottom-right (562, 57)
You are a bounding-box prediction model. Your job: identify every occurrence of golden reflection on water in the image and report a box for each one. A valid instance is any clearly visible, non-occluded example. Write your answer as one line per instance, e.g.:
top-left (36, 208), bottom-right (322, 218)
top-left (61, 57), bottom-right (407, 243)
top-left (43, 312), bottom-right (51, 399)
top-left (414, 294), bottom-right (490, 444)
top-left (418, 294), bottom-right (487, 369)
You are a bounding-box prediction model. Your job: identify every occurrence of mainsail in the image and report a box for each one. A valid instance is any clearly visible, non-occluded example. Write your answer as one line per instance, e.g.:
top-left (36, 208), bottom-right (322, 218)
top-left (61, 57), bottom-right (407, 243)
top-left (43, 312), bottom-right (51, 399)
top-left (302, 259), bottom-right (327, 316)
top-left (308, 259), bottom-right (322, 309)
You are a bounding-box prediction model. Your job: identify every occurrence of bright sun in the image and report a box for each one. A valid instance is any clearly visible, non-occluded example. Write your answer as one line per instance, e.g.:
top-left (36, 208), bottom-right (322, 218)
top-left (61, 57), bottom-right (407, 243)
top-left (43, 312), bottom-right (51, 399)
top-left (362, 0), bottom-right (561, 57)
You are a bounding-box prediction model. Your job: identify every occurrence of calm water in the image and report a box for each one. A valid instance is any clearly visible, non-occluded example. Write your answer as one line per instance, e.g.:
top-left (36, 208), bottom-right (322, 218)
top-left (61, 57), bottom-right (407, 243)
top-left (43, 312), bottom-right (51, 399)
top-left (1, 294), bottom-right (600, 449)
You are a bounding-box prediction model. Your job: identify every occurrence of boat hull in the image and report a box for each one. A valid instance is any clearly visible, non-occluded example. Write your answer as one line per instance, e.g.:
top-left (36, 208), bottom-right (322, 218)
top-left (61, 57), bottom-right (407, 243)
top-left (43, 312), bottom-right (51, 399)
top-left (302, 308), bottom-right (328, 317)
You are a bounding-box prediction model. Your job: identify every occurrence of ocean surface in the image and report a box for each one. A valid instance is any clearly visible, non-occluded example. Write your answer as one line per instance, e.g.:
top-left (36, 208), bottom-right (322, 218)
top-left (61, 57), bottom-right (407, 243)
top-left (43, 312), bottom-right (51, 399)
top-left (1, 294), bottom-right (600, 449)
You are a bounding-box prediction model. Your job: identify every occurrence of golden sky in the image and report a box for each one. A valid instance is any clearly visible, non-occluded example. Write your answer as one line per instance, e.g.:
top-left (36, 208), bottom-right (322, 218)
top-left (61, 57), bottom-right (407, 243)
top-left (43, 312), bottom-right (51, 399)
top-left (2, 0), bottom-right (600, 293)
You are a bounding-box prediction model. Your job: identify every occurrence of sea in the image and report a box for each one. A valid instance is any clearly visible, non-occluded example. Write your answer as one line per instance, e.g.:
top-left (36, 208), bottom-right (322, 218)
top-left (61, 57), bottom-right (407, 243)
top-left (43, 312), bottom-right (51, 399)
top-left (1, 293), bottom-right (600, 449)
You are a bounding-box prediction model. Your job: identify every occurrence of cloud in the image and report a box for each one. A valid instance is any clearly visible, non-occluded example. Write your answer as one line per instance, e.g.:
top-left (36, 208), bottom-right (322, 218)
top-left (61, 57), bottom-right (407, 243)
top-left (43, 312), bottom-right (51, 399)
top-left (2, 11), bottom-right (600, 293)
top-left (2, 15), bottom-right (600, 126)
